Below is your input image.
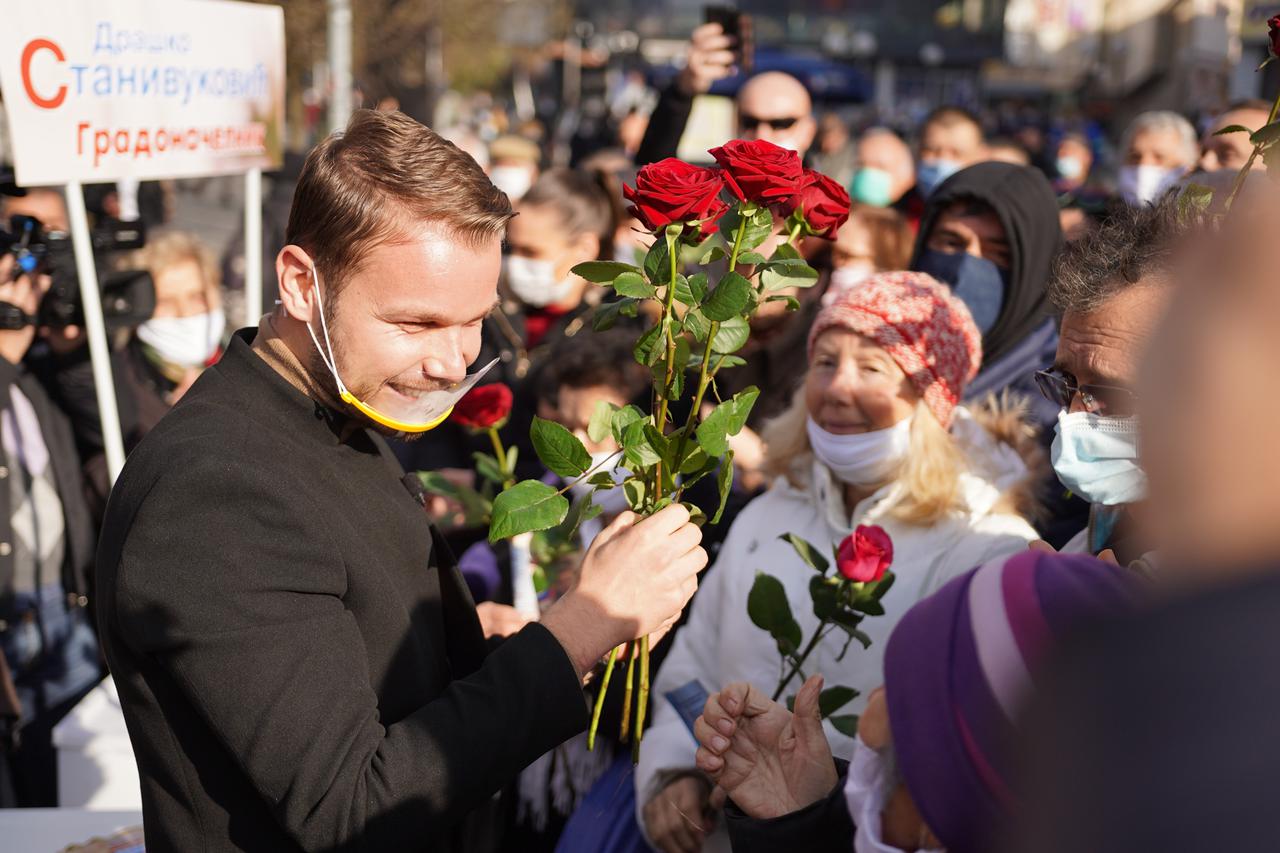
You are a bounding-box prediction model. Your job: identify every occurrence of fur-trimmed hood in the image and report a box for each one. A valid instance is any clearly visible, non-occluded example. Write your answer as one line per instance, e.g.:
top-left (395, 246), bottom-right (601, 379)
top-left (953, 392), bottom-right (1049, 524)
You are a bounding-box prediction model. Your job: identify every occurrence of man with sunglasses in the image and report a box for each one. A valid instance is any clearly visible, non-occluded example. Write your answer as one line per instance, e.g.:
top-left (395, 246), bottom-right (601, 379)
top-left (1035, 195), bottom-right (1195, 565)
top-left (636, 24), bottom-right (815, 165)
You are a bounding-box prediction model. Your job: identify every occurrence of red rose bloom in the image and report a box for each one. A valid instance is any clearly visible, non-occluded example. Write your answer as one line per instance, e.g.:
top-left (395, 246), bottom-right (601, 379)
top-left (623, 158), bottom-right (729, 239)
top-left (782, 169), bottom-right (852, 239)
top-left (452, 383), bottom-right (513, 430)
top-left (709, 139), bottom-right (806, 205)
top-left (1270, 15), bottom-right (1280, 58)
top-left (836, 525), bottom-right (894, 583)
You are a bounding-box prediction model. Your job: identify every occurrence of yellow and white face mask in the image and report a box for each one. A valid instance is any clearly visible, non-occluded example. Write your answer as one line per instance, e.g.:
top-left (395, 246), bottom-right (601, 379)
top-left (305, 267), bottom-right (497, 434)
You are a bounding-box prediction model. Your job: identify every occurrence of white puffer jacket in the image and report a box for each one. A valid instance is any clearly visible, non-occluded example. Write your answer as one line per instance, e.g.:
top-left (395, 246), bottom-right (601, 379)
top-left (634, 406), bottom-right (1039, 852)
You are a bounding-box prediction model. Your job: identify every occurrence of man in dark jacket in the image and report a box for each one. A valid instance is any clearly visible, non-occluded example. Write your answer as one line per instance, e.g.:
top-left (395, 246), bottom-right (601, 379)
top-left (0, 253), bottom-right (99, 807)
top-left (95, 109), bottom-right (707, 852)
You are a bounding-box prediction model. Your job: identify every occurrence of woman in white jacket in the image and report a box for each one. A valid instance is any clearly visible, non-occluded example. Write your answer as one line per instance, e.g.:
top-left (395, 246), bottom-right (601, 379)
top-left (636, 272), bottom-right (1041, 853)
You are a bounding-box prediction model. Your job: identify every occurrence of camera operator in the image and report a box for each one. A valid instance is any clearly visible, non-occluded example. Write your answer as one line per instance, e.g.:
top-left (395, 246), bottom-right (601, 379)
top-left (0, 248), bottom-right (99, 808)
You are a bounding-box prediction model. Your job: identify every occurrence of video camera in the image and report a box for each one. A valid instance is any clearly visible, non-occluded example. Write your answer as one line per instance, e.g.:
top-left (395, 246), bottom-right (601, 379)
top-left (0, 213), bottom-right (155, 333)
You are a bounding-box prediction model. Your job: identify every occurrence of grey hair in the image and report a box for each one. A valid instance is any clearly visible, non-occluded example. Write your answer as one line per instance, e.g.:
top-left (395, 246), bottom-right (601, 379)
top-left (1048, 195), bottom-right (1199, 315)
top-left (1120, 110), bottom-right (1199, 167)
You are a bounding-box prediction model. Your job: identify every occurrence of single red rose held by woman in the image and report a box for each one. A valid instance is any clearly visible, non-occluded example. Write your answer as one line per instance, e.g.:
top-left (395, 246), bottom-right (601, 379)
top-left (782, 169), bottom-right (852, 239)
top-left (1270, 15), bottom-right (1280, 58)
top-left (837, 525), bottom-right (894, 582)
top-left (709, 139), bottom-right (806, 206)
top-left (453, 383), bottom-right (514, 430)
top-left (623, 158), bottom-right (729, 238)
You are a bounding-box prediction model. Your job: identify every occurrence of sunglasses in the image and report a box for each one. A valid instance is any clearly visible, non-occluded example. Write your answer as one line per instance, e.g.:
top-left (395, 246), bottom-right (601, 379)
top-left (739, 114), bottom-right (800, 132)
top-left (1034, 369), bottom-right (1138, 418)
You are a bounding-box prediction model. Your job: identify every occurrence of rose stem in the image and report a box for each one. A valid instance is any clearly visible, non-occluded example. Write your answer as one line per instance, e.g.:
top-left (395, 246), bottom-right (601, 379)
top-left (620, 642), bottom-right (636, 741)
top-left (487, 427), bottom-right (514, 490)
top-left (587, 645), bottom-right (618, 751)
top-left (1224, 88), bottom-right (1280, 211)
top-left (773, 624), bottom-right (828, 702)
top-left (632, 633), bottom-right (651, 764)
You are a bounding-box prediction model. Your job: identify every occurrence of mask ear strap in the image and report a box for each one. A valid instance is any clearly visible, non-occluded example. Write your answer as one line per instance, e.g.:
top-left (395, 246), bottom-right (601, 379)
top-left (304, 266), bottom-right (347, 395)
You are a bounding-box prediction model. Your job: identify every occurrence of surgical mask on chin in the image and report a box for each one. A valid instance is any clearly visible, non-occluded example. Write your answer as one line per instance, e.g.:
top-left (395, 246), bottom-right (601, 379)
top-left (1118, 164), bottom-right (1179, 206)
top-left (844, 737), bottom-right (944, 853)
top-left (503, 255), bottom-right (578, 308)
top-left (1050, 409), bottom-right (1147, 506)
top-left (851, 167), bottom-right (895, 207)
top-left (915, 158), bottom-right (961, 197)
top-left (305, 267), bottom-right (497, 434)
top-left (490, 165), bottom-right (534, 201)
top-left (807, 416), bottom-right (912, 487)
top-left (913, 248), bottom-right (1007, 335)
top-left (569, 451), bottom-right (630, 516)
top-left (1056, 155), bottom-right (1084, 181)
top-left (823, 266), bottom-right (874, 306)
top-left (137, 308), bottom-right (226, 368)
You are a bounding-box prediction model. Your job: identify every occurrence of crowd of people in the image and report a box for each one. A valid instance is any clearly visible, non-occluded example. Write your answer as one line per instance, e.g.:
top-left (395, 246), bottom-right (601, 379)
top-left (0, 16), bottom-right (1277, 853)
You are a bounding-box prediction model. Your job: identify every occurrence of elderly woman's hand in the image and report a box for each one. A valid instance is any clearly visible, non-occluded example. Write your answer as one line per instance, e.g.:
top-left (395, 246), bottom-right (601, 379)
top-left (694, 674), bottom-right (837, 819)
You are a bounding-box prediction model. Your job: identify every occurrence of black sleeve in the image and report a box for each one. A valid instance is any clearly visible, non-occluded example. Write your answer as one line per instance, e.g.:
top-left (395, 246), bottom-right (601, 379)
top-left (113, 454), bottom-right (589, 851)
top-left (723, 761), bottom-right (854, 853)
top-left (635, 83), bottom-right (695, 166)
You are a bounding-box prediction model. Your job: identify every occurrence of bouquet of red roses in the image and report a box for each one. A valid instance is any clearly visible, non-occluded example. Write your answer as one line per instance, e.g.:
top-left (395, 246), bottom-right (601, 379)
top-left (487, 139), bottom-right (851, 757)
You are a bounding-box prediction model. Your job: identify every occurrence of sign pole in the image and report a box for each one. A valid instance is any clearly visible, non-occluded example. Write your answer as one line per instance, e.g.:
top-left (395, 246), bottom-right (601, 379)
top-left (243, 166), bottom-right (263, 329)
top-left (65, 180), bottom-right (126, 483)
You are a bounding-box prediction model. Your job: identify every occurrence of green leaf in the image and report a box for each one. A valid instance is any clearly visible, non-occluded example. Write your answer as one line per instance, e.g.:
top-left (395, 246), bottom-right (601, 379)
top-left (810, 575), bottom-right (840, 621)
top-left (471, 451), bottom-right (506, 486)
top-left (701, 272), bottom-right (754, 322)
top-left (530, 417), bottom-right (592, 480)
top-left (711, 316), bottom-right (750, 354)
top-left (699, 243), bottom-right (728, 264)
top-left (588, 471), bottom-right (619, 487)
top-left (871, 572), bottom-right (896, 600)
top-left (818, 686), bottom-right (859, 717)
top-left (711, 450), bottom-right (735, 524)
top-left (489, 480), bottom-right (570, 542)
top-left (1249, 121), bottom-right (1280, 148)
top-left (696, 386), bottom-right (760, 456)
top-left (736, 251), bottom-right (767, 265)
top-left (573, 260), bottom-right (641, 283)
top-left (683, 502), bottom-right (708, 527)
top-left (780, 533), bottom-right (830, 573)
top-left (588, 400), bottom-right (620, 444)
top-left (593, 297), bottom-right (639, 331)
top-left (747, 571), bottom-right (803, 654)
top-left (622, 418), bottom-right (663, 468)
top-left (853, 598), bottom-right (886, 616)
top-left (623, 477), bottom-right (648, 511)
top-left (828, 714), bottom-right (860, 737)
top-left (770, 242), bottom-right (802, 261)
top-left (761, 259), bottom-right (819, 292)
top-left (715, 355), bottom-right (747, 369)
top-left (643, 423), bottom-right (673, 467)
top-left (611, 405), bottom-right (647, 446)
top-left (644, 238), bottom-right (672, 284)
top-left (613, 271), bottom-right (659, 298)
top-left (1213, 124), bottom-right (1254, 137)
top-left (1178, 183), bottom-right (1214, 218)
top-left (417, 470), bottom-right (461, 498)
top-left (633, 323), bottom-right (665, 366)
top-left (679, 446), bottom-right (709, 475)
top-left (767, 295), bottom-right (802, 312)
top-left (684, 309), bottom-right (712, 342)
top-left (674, 272), bottom-right (709, 306)
top-left (719, 206), bottom-right (775, 254)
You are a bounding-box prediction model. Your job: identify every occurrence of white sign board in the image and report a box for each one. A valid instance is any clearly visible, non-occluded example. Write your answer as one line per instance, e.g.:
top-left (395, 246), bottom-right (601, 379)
top-left (0, 0), bottom-right (285, 185)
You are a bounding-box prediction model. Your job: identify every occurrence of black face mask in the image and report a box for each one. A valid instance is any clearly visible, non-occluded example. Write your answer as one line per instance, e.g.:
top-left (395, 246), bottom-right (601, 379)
top-left (914, 249), bottom-right (1009, 335)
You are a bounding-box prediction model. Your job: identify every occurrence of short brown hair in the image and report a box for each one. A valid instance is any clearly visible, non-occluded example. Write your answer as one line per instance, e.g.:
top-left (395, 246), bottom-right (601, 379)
top-left (847, 203), bottom-right (914, 271)
top-left (286, 109), bottom-right (513, 288)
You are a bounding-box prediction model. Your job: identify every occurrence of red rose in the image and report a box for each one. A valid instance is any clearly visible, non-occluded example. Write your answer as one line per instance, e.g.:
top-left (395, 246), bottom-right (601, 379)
top-left (709, 139), bottom-right (806, 206)
top-left (781, 169), bottom-right (852, 239)
top-left (1270, 15), bottom-right (1280, 58)
top-left (452, 383), bottom-right (513, 430)
top-left (623, 158), bottom-right (729, 239)
top-left (836, 525), bottom-right (894, 583)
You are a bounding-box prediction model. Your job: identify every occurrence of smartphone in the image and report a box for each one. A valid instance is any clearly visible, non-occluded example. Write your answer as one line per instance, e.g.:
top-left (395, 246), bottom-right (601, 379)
top-left (704, 5), bottom-right (754, 76)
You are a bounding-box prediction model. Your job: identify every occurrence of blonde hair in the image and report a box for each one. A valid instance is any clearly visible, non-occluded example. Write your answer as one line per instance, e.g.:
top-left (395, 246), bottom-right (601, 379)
top-left (761, 389), bottom-right (969, 526)
top-left (123, 230), bottom-right (221, 306)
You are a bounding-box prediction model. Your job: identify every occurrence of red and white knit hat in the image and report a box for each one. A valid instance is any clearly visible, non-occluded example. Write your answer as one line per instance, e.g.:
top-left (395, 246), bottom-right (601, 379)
top-left (806, 271), bottom-right (982, 428)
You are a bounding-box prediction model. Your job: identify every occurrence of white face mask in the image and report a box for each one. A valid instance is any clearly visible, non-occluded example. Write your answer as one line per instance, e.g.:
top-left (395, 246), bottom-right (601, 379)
top-left (844, 737), bottom-right (945, 853)
top-left (569, 450), bottom-right (630, 516)
top-left (1118, 164), bottom-right (1180, 206)
top-left (1050, 410), bottom-right (1147, 506)
top-left (823, 266), bottom-right (874, 306)
top-left (491, 165), bottom-right (534, 201)
top-left (137, 308), bottom-right (225, 368)
top-left (807, 416), bottom-right (912, 486)
top-left (504, 255), bottom-right (578, 308)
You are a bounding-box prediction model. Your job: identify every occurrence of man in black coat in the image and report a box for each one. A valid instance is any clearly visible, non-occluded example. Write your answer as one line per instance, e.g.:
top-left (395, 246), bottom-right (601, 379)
top-left (95, 109), bottom-right (707, 852)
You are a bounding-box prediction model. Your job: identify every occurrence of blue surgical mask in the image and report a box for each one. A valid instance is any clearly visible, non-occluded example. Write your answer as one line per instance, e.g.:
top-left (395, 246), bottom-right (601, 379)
top-left (915, 158), bottom-right (961, 196)
top-left (850, 167), bottom-right (894, 207)
top-left (1050, 410), bottom-right (1147, 506)
top-left (913, 249), bottom-right (1007, 334)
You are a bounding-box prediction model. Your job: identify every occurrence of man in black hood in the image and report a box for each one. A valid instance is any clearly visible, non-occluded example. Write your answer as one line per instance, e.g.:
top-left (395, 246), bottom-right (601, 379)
top-left (911, 161), bottom-right (1063, 430)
